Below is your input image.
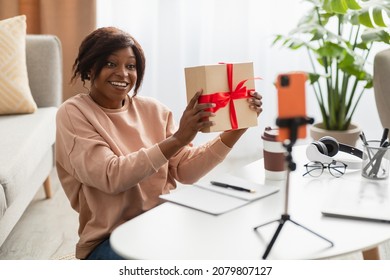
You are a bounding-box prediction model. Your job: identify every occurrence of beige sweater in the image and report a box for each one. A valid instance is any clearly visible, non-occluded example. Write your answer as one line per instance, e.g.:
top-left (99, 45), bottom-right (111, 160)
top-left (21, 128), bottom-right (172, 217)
top-left (55, 93), bottom-right (231, 259)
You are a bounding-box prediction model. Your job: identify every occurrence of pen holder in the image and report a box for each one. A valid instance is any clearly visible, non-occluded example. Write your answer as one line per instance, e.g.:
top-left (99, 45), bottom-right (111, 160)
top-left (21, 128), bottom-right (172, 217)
top-left (362, 140), bottom-right (390, 180)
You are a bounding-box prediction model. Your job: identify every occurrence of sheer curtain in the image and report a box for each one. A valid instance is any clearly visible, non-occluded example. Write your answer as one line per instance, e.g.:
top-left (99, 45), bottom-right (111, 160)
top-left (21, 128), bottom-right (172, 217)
top-left (96, 0), bottom-right (382, 158)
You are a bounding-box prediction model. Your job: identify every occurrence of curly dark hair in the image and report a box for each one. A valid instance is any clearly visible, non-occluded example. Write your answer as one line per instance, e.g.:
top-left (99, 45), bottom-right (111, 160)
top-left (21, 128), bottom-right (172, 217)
top-left (71, 27), bottom-right (146, 96)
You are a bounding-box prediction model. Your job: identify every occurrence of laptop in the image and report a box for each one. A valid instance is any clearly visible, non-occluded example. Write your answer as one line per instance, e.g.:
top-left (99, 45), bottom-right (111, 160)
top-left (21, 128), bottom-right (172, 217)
top-left (321, 179), bottom-right (390, 223)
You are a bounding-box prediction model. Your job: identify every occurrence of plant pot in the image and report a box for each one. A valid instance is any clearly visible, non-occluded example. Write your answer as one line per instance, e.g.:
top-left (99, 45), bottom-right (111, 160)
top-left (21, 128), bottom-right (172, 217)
top-left (309, 123), bottom-right (361, 147)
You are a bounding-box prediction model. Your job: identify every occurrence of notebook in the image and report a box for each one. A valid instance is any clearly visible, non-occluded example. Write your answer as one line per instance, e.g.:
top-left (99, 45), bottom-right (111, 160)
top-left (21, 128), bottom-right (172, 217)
top-left (160, 186), bottom-right (249, 215)
top-left (160, 174), bottom-right (279, 215)
top-left (321, 179), bottom-right (390, 223)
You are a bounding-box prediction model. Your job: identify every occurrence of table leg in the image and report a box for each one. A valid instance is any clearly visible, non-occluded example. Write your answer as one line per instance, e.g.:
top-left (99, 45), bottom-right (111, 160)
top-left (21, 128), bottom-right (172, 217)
top-left (43, 176), bottom-right (52, 199)
top-left (362, 247), bottom-right (380, 260)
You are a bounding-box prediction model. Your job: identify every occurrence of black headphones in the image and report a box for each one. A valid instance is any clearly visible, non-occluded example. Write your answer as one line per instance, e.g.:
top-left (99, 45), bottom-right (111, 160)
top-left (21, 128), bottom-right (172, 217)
top-left (306, 136), bottom-right (363, 169)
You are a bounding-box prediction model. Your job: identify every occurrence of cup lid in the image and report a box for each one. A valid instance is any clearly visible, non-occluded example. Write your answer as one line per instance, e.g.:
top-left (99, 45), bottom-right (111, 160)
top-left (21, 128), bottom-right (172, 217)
top-left (262, 126), bottom-right (279, 141)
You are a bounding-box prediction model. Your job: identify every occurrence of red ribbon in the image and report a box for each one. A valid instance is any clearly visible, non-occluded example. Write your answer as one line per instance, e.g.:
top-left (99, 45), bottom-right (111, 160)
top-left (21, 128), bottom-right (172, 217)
top-left (198, 63), bottom-right (254, 130)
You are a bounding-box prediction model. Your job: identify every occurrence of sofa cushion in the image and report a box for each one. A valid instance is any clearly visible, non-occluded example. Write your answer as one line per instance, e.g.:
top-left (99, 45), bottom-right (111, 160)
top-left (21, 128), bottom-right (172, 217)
top-left (0, 15), bottom-right (37, 115)
top-left (0, 107), bottom-right (57, 206)
top-left (26, 35), bottom-right (62, 108)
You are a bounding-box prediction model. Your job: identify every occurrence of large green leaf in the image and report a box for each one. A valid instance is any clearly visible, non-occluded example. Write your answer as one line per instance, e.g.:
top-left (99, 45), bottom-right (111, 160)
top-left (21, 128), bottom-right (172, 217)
top-left (359, 10), bottom-right (375, 27)
top-left (316, 41), bottom-right (346, 57)
top-left (308, 72), bottom-right (321, 84)
top-left (338, 52), bottom-right (355, 68)
top-left (311, 28), bottom-right (327, 40)
top-left (355, 41), bottom-right (369, 49)
top-left (372, 7), bottom-right (387, 26)
top-left (331, 0), bottom-right (349, 13)
top-left (349, 12), bottom-right (361, 24)
top-left (353, 0), bottom-right (390, 27)
top-left (272, 35), bottom-right (305, 50)
top-left (346, 0), bottom-right (361, 9)
top-left (361, 29), bottom-right (390, 43)
top-left (365, 78), bottom-right (373, 88)
top-left (323, 0), bottom-right (349, 13)
top-left (323, 0), bottom-right (333, 12)
top-left (341, 63), bottom-right (368, 79)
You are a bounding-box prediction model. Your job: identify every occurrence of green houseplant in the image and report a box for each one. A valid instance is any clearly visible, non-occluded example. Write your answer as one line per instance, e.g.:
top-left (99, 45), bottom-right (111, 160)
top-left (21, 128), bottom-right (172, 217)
top-left (273, 0), bottom-right (390, 132)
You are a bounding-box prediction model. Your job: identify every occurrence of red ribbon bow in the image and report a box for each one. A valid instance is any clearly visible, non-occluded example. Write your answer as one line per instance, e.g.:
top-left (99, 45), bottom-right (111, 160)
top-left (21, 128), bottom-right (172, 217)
top-left (198, 63), bottom-right (255, 130)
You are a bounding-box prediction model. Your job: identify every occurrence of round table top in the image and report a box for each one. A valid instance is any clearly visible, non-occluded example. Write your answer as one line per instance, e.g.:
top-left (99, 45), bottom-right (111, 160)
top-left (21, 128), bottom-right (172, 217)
top-left (110, 145), bottom-right (390, 260)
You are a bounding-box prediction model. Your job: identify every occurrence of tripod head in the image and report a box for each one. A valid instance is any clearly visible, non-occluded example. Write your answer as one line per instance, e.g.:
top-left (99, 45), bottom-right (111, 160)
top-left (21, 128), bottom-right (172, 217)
top-left (276, 116), bottom-right (314, 145)
top-left (276, 116), bottom-right (314, 171)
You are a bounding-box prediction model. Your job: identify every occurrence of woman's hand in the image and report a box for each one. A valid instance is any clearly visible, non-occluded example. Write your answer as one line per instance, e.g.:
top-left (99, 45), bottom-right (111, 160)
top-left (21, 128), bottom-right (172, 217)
top-left (159, 90), bottom-right (215, 160)
top-left (248, 91), bottom-right (263, 116)
top-left (173, 89), bottom-right (215, 146)
top-left (220, 91), bottom-right (263, 148)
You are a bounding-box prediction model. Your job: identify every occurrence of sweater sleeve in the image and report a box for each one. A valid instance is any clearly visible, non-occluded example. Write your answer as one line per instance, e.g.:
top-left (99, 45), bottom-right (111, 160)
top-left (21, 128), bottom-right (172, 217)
top-left (56, 103), bottom-right (168, 195)
top-left (165, 112), bottom-right (232, 184)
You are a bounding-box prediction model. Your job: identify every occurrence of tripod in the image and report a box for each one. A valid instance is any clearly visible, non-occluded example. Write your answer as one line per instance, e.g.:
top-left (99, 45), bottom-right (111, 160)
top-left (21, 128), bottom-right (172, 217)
top-left (254, 117), bottom-right (334, 259)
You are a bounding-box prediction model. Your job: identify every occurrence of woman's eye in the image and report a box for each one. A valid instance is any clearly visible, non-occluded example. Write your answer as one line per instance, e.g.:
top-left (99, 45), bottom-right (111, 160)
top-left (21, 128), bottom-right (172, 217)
top-left (106, 61), bottom-right (115, 67)
top-left (127, 64), bottom-right (136, 70)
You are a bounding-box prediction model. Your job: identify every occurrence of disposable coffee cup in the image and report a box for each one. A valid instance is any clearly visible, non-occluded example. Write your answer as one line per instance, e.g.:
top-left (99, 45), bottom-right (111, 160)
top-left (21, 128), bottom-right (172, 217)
top-left (262, 127), bottom-right (287, 180)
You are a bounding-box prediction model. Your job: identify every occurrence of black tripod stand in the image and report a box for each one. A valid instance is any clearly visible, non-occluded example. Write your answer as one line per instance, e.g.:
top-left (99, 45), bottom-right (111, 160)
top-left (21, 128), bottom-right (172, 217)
top-left (254, 117), bottom-right (334, 259)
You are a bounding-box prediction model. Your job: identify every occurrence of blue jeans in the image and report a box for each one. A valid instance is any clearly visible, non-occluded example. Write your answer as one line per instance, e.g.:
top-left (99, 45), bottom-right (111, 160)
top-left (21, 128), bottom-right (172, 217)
top-left (85, 238), bottom-right (125, 260)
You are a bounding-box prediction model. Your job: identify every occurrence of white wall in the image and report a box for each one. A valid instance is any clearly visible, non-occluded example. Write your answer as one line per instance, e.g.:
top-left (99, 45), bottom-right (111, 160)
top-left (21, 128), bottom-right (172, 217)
top-left (96, 0), bottom-right (386, 159)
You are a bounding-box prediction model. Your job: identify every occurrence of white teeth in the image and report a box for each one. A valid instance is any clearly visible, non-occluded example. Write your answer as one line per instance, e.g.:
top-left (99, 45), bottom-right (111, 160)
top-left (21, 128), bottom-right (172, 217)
top-left (110, 81), bottom-right (128, 87)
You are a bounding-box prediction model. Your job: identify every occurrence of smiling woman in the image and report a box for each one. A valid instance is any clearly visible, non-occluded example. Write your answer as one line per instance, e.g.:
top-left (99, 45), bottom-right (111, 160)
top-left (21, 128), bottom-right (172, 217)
top-left (89, 48), bottom-right (137, 109)
top-left (71, 27), bottom-right (145, 108)
top-left (55, 26), bottom-right (263, 260)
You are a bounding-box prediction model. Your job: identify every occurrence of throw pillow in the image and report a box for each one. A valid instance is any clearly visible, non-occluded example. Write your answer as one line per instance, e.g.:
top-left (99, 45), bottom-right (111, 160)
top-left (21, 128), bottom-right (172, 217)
top-left (0, 15), bottom-right (37, 114)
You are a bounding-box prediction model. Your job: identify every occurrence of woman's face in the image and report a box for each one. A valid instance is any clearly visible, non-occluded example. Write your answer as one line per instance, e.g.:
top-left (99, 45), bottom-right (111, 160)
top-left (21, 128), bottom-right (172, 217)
top-left (90, 47), bottom-right (137, 109)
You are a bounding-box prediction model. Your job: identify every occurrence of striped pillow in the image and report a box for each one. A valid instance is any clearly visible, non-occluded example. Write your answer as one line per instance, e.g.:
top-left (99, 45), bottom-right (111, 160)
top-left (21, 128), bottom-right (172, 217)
top-left (0, 15), bottom-right (37, 115)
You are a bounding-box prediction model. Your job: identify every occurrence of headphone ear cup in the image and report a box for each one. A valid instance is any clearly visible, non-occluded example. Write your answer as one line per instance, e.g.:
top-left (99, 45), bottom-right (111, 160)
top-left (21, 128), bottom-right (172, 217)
top-left (306, 142), bottom-right (333, 163)
top-left (319, 136), bottom-right (339, 157)
top-left (312, 142), bottom-right (328, 155)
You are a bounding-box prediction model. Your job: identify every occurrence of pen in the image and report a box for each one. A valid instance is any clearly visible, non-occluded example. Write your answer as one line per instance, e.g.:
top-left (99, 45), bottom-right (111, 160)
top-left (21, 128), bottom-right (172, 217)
top-left (361, 131), bottom-right (374, 169)
top-left (380, 128), bottom-right (389, 147)
top-left (210, 181), bottom-right (255, 193)
top-left (359, 131), bottom-right (369, 145)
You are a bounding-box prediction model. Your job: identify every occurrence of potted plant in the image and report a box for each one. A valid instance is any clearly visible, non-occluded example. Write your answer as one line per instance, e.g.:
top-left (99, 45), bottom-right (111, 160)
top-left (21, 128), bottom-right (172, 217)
top-left (273, 0), bottom-right (390, 145)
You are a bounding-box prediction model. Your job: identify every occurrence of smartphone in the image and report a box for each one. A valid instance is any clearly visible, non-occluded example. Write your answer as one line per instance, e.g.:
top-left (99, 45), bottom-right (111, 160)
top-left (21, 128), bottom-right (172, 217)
top-left (275, 72), bottom-right (307, 141)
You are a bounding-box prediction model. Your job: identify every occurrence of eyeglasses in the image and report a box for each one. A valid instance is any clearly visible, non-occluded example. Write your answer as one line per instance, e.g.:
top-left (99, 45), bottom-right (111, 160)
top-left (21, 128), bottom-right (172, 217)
top-left (303, 160), bottom-right (347, 178)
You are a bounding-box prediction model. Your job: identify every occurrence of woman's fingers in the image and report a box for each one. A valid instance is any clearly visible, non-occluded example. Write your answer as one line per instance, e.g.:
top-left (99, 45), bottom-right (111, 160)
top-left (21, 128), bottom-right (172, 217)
top-left (248, 91), bottom-right (263, 115)
top-left (186, 89), bottom-right (216, 117)
top-left (194, 102), bottom-right (215, 114)
top-left (187, 89), bottom-right (203, 110)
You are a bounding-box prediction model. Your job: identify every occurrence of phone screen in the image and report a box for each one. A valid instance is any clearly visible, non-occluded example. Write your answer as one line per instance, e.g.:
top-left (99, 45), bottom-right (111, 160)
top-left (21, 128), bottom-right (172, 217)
top-left (276, 72), bottom-right (307, 141)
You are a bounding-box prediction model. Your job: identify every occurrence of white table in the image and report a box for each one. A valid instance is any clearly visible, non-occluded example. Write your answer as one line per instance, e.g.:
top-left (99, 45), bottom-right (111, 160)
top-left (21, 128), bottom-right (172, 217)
top-left (110, 145), bottom-right (390, 259)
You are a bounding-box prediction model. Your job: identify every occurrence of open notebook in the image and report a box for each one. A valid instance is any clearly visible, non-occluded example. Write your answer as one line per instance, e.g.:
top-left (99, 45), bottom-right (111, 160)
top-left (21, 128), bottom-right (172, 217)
top-left (321, 179), bottom-right (390, 223)
top-left (160, 174), bottom-right (279, 215)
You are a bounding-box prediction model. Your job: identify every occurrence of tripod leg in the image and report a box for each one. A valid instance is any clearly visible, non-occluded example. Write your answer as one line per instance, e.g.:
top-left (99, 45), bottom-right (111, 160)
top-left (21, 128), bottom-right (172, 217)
top-left (288, 219), bottom-right (334, 246)
top-left (253, 218), bottom-right (279, 231)
top-left (262, 219), bottom-right (287, 259)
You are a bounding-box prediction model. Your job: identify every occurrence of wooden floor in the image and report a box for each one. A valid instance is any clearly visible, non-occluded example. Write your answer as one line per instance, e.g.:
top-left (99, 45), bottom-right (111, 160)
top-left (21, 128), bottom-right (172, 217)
top-left (1, 161), bottom-right (390, 260)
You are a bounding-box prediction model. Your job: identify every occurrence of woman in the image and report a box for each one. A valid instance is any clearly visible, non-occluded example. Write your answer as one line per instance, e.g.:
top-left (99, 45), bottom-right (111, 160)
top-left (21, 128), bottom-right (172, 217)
top-left (55, 27), bottom-right (263, 260)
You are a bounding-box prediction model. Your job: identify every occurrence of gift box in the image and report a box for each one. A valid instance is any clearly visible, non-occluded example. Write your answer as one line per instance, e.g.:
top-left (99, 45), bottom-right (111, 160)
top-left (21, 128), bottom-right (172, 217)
top-left (184, 62), bottom-right (258, 132)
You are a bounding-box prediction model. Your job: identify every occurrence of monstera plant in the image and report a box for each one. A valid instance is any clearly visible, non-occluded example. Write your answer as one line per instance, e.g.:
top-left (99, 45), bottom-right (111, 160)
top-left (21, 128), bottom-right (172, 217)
top-left (274, 0), bottom-right (390, 131)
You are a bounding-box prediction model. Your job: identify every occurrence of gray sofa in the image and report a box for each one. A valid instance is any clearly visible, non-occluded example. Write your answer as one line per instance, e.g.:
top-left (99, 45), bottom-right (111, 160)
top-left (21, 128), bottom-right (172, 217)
top-left (0, 35), bottom-right (62, 248)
